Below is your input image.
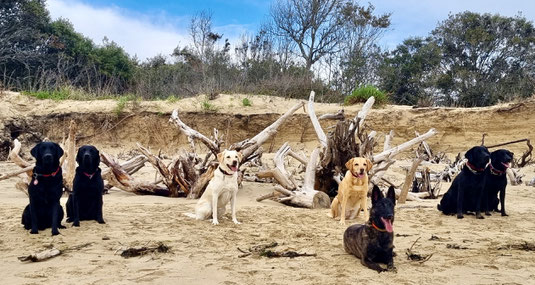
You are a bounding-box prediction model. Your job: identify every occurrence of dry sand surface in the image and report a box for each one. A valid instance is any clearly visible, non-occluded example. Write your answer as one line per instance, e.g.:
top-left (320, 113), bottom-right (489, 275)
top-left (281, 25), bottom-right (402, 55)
top-left (1, 91), bottom-right (535, 284)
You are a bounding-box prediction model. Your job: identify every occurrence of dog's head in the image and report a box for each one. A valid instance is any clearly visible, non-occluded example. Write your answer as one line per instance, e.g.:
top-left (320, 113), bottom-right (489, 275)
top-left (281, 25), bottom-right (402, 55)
top-left (30, 141), bottom-right (64, 172)
top-left (490, 149), bottom-right (513, 172)
top-left (465, 146), bottom-right (490, 170)
top-left (370, 185), bottom-right (396, 233)
top-left (217, 150), bottom-right (242, 174)
top-left (76, 145), bottom-right (100, 172)
top-left (345, 157), bottom-right (373, 178)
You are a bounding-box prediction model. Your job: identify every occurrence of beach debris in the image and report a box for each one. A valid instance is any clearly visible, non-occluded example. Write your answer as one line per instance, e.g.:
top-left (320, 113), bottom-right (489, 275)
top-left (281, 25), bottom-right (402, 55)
top-left (237, 242), bottom-right (316, 259)
top-left (497, 241), bottom-right (535, 251)
top-left (18, 242), bottom-right (93, 262)
top-left (405, 237), bottom-right (433, 263)
top-left (119, 242), bottom-right (170, 258)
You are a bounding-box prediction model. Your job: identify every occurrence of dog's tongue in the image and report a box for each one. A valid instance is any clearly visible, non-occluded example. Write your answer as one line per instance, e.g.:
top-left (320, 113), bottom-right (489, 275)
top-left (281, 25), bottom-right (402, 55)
top-left (381, 217), bottom-right (393, 233)
top-left (229, 165), bottom-right (238, 172)
top-left (502, 162), bottom-right (510, 168)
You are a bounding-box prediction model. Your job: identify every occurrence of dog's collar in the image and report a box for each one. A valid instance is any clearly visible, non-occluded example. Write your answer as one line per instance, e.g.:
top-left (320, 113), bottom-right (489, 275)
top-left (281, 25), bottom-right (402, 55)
top-left (83, 171), bottom-right (96, 179)
top-left (218, 167), bottom-right (235, 176)
top-left (489, 163), bottom-right (505, 176)
top-left (465, 161), bottom-right (485, 174)
top-left (371, 222), bottom-right (387, 232)
top-left (33, 166), bottom-right (61, 178)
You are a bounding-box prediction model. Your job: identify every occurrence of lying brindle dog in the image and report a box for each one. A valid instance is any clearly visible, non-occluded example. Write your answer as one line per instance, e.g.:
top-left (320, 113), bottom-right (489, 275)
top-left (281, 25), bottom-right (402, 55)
top-left (343, 185), bottom-right (396, 273)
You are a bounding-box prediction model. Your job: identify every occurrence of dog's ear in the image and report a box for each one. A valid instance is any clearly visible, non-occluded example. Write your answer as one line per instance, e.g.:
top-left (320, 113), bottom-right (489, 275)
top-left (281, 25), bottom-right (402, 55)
top-left (387, 186), bottom-right (396, 205)
top-left (237, 151), bottom-right (243, 163)
top-left (365, 158), bottom-right (373, 172)
top-left (94, 147), bottom-right (101, 166)
top-left (30, 143), bottom-right (41, 159)
top-left (76, 147), bottom-right (83, 164)
top-left (464, 147), bottom-right (474, 161)
top-left (345, 158), bottom-right (354, 172)
top-left (54, 142), bottom-right (64, 159)
top-left (217, 151), bottom-right (224, 163)
top-left (371, 184), bottom-right (384, 205)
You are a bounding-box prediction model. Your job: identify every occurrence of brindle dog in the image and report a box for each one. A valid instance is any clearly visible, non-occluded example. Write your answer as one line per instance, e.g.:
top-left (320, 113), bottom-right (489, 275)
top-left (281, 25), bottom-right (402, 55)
top-left (343, 185), bottom-right (396, 273)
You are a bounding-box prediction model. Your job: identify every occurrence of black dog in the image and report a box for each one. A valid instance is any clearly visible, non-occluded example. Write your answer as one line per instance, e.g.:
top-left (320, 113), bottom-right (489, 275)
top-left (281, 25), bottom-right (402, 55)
top-left (437, 146), bottom-right (490, 219)
top-left (66, 145), bottom-right (105, 226)
top-left (483, 149), bottom-right (513, 216)
top-left (343, 185), bottom-right (396, 273)
top-left (21, 142), bottom-right (65, 235)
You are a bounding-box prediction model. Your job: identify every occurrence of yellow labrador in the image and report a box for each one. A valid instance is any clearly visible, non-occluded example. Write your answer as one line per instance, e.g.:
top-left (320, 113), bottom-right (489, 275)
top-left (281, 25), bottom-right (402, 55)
top-left (185, 150), bottom-right (243, 225)
top-left (330, 157), bottom-right (373, 225)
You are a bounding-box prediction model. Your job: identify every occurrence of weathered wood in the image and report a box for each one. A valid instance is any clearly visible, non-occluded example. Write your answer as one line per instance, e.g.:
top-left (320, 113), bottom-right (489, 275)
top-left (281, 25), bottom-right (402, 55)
top-left (373, 129), bottom-right (437, 163)
top-left (233, 101), bottom-right (304, 162)
top-left (169, 109), bottom-right (220, 155)
top-left (399, 157), bottom-right (425, 204)
top-left (100, 152), bottom-right (171, 196)
top-left (256, 142), bottom-right (297, 190)
top-left (318, 109), bottom-right (345, 121)
top-left (8, 139), bottom-right (32, 177)
top-left (0, 165), bottom-right (33, 181)
top-left (18, 248), bottom-right (61, 262)
top-left (307, 91), bottom-right (327, 148)
top-left (384, 130), bottom-right (394, 152)
top-left (188, 163), bottom-right (217, 199)
top-left (63, 120), bottom-right (77, 192)
top-left (137, 143), bottom-right (184, 197)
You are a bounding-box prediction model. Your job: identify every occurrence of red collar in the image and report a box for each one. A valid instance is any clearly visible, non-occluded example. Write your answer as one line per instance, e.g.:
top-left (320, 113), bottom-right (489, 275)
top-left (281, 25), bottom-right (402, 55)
top-left (83, 172), bottom-right (96, 179)
top-left (371, 222), bottom-right (387, 232)
top-left (34, 166), bottom-right (61, 178)
top-left (466, 161), bottom-right (485, 173)
top-left (489, 163), bottom-right (505, 176)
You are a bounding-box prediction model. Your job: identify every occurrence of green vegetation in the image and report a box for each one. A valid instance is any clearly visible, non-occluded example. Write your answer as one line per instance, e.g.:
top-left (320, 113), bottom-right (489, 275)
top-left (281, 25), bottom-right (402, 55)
top-left (344, 85), bottom-right (388, 106)
top-left (166, 95), bottom-right (180, 103)
top-left (114, 95), bottom-right (138, 116)
top-left (242, 98), bottom-right (252, 107)
top-left (23, 89), bottom-right (70, 101)
top-left (201, 100), bottom-right (218, 112)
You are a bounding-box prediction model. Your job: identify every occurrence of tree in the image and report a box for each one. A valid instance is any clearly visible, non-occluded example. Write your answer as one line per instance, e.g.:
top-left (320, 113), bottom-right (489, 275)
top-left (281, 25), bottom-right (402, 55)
top-left (379, 37), bottom-right (441, 105)
top-left (431, 12), bottom-right (535, 106)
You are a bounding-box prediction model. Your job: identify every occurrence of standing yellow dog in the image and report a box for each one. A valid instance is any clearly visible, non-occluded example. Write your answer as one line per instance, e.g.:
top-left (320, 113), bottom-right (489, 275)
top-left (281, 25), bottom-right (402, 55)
top-left (330, 157), bottom-right (373, 225)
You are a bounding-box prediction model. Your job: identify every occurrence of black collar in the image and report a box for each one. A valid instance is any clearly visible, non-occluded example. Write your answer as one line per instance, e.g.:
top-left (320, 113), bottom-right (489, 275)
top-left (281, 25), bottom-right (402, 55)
top-left (218, 167), bottom-right (234, 176)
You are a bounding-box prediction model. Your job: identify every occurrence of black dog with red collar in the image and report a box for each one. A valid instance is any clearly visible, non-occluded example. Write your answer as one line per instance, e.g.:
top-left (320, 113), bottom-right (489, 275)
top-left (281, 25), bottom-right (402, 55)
top-left (483, 149), bottom-right (513, 216)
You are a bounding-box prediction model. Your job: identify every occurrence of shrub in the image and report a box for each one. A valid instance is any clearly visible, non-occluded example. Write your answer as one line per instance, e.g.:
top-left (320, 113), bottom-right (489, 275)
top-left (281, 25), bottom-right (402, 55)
top-left (242, 98), bottom-right (252, 107)
top-left (201, 100), bottom-right (218, 112)
top-left (344, 85), bottom-right (388, 105)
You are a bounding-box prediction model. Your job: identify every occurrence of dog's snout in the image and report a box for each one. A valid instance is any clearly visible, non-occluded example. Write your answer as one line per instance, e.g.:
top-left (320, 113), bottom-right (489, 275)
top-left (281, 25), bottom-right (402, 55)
top-left (359, 168), bottom-right (365, 174)
top-left (232, 160), bottom-right (238, 166)
top-left (43, 153), bottom-right (53, 161)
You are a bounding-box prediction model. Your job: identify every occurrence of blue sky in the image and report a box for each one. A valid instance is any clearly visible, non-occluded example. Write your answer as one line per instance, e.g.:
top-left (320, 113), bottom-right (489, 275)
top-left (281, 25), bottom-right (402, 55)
top-left (47, 0), bottom-right (535, 61)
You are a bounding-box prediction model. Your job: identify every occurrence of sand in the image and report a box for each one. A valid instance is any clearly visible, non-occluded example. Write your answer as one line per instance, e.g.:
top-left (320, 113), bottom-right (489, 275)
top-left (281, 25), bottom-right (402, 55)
top-left (1, 91), bottom-right (535, 284)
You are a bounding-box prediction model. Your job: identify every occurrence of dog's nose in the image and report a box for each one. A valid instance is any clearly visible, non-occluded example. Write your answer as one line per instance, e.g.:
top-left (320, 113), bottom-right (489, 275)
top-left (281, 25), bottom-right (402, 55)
top-left (43, 153), bottom-right (53, 161)
top-left (386, 214), bottom-right (394, 219)
top-left (232, 160), bottom-right (238, 166)
top-left (359, 168), bottom-right (365, 174)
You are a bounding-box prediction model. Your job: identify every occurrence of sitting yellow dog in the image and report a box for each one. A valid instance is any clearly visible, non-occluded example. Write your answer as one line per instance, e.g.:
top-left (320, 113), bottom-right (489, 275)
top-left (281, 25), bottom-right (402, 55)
top-left (330, 157), bottom-right (373, 225)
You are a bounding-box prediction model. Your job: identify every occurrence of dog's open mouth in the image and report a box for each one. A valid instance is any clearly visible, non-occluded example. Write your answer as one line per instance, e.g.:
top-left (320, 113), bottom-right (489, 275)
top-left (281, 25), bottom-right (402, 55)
top-left (380, 217), bottom-right (394, 233)
top-left (227, 164), bottom-right (238, 172)
top-left (502, 161), bottom-right (511, 168)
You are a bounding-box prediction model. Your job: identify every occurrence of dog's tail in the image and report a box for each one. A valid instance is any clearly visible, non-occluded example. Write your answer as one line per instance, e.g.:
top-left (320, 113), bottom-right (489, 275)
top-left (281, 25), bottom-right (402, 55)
top-left (183, 212), bottom-right (197, 219)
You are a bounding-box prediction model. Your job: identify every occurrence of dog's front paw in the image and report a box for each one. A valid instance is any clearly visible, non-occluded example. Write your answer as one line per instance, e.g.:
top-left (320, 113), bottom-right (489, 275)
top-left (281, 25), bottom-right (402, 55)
top-left (73, 221), bottom-right (80, 227)
top-left (51, 229), bottom-right (60, 236)
top-left (30, 229), bottom-right (38, 234)
top-left (339, 220), bottom-right (346, 225)
top-left (485, 211), bottom-right (492, 216)
top-left (456, 214), bottom-right (464, 219)
top-left (59, 224), bottom-right (66, 229)
top-left (387, 265), bottom-right (397, 273)
top-left (476, 214), bottom-right (485, 219)
top-left (232, 219), bottom-right (241, 225)
top-left (212, 220), bottom-right (219, 225)
top-left (97, 219), bottom-right (106, 224)
top-left (501, 212), bottom-right (508, 217)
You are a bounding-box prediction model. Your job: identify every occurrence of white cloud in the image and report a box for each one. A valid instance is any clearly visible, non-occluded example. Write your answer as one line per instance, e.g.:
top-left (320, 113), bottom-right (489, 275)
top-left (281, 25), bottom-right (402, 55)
top-left (46, 0), bottom-right (192, 61)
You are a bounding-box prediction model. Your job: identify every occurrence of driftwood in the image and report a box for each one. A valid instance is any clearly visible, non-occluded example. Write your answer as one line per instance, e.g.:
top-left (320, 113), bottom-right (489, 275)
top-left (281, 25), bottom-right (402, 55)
top-left (18, 248), bottom-right (61, 262)
top-left (169, 110), bottom-right (220, 155)
top-left (8, 139), bottom-right (32, 176)
top-left (100, 152), bottom-right (171, 196)
top-left (62, 120), bottom-right (77, 192)
top-left (259, 148), bottom-right (330, 208)
top-left (256, 142), bottom-right (297, 190)
top-left (0, 165), bottom-right (33, 182)
top-left (318, 109), bottom-right (345, 121)
top-left (237, 242), bottom-right (316, 259)
top-left (119, 243), bottom-right (170, 258)
top-left (399, 157), bottom-right (425, 204)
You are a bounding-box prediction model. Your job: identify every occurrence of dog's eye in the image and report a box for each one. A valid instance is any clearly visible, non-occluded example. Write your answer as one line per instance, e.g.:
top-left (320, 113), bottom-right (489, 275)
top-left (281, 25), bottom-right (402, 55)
top-left (227, 156), bottom-right (230, 158)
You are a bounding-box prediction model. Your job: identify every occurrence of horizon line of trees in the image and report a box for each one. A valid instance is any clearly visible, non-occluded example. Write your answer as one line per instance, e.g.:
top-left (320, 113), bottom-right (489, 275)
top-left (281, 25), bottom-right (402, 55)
top-left (1, 0), bottom-right (534, 107)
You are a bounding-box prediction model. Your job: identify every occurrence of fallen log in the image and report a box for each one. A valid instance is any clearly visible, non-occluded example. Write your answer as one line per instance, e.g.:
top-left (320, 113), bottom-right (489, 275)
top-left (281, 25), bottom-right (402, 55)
top-left (399, 157), bottom-right (425, 204)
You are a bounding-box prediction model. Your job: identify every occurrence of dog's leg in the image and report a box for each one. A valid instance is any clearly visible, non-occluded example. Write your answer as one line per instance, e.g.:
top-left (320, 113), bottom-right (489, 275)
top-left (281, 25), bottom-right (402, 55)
top-left (330, 198), bottom-right (340, 219)
top-left (29, 195), bottom-right (39, 234)
top-left (340, 195), bottom-right (348, 225)
top-left (362, 198), bottom-right (369, 221)
top-left (474, 185), bottom-right (485, 219)
top-left (360, 257), bottom-right (386, 273)
top-left (51, 201), bottom-right (60, 235)
top-left (212, 193), bottom-right (220, 225)
top-left (231, 190), bottom-right (240, 224)
top-left (72, 193), bottom-right (80, 227)
top-left (455, 182), bottom-right (464, 219)
top-left (386, 248), bottom-right (396, 272)
top-left (499, 189), bottom-right (508, 216)
top-left (96, 194), bottom-right (106, 223)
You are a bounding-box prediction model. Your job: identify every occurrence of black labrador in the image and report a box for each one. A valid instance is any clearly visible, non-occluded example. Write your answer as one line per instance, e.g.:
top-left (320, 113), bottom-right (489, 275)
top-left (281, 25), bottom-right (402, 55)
top-left (437, 146), bottom-right (490, 219)
top-left (483, 149), bottom-right (513, 216)
top-left (21, 142), bottom-right (65, 235)
top-left (343, 185), bottom-right (396, 273)
top-left (66, 145), bottom-right (105, 226)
